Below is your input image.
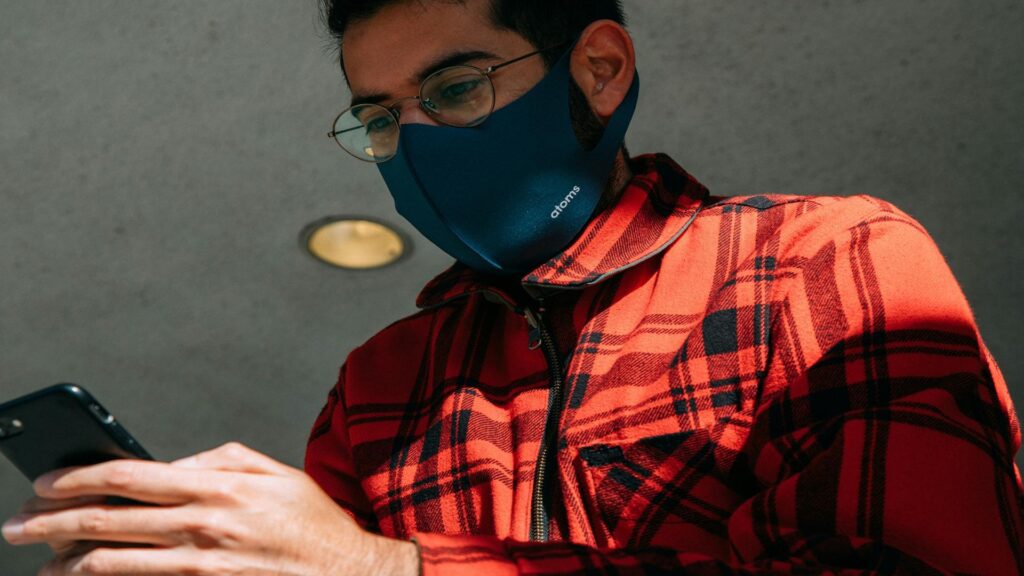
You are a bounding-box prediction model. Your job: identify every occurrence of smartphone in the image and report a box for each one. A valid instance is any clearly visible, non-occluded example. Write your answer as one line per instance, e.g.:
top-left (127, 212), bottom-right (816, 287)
top-left (0, 383), bottom-right (153, 481)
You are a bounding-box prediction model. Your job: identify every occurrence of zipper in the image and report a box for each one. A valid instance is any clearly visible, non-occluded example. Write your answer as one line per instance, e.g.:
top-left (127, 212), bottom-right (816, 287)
top-left (524, 304), bottom-right (566, 542)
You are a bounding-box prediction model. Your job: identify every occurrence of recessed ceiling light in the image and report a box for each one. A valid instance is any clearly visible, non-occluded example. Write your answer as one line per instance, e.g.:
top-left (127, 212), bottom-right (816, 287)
top-left (301, 217), bottom-right (408, 270)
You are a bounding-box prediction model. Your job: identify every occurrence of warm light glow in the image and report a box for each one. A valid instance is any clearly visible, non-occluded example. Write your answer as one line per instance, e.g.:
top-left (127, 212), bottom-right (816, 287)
top-left (305, 218), bottom-right (405, 270)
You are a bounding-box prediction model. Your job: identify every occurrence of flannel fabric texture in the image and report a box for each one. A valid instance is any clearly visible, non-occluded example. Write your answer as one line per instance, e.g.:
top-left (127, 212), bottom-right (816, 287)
top-left (305, 154), bottom-right (1024, 575)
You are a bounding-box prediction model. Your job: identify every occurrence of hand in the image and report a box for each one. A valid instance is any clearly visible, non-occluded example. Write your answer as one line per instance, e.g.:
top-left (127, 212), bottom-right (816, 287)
top-left (2, 442), bottom-right (419, 576)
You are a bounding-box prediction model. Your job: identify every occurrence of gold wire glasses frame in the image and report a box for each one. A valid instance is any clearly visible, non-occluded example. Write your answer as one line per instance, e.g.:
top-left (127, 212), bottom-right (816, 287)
top-left (327, 42), bottom-right (568, 163)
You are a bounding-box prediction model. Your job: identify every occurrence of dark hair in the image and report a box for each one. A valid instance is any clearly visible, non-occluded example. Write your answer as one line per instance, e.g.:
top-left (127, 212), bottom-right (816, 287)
top-left (321, 0), bottom-right (626, 69)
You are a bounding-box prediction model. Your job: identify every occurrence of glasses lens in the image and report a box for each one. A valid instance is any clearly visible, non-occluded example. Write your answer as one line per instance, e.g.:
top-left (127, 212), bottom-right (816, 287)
top-left (421, 66), bottom-right (495, 127)
top-left (332, 104), bottom-right (399, 162)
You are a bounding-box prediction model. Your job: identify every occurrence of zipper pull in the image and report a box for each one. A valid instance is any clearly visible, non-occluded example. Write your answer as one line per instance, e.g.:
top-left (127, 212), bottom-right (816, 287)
top-left (524, 307), bottom-right (543, 351)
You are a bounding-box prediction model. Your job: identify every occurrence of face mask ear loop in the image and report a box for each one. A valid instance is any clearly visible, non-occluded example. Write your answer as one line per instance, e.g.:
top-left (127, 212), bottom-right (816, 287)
top-left (589, 70), bottom-right (640, 161)
top-left (560, 35), bottom-right (639, 161)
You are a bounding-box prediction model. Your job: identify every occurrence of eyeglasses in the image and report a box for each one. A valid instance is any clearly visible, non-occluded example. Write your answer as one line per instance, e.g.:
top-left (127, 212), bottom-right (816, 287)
top-left (328, 43), bottom-right (566, 163)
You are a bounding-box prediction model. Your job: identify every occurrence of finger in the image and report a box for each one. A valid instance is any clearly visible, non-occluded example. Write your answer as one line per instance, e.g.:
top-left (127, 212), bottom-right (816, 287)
top-left (19, 495), bottom-right (107, 514)
top-left (5, 505), bottom-right (186, 547)
top-left (44, 546), bottom-right (220, 576)
top-left (33, 460), bottom-right (235, 504)
top-left (17, 496), bottom-right (107, 552)
top-left (171, 441), bottom-right (298, 477)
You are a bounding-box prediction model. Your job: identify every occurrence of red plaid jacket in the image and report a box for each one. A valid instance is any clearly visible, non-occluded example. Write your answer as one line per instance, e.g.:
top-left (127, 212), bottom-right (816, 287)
top-left (306, 154), bottom-right (1024, 575)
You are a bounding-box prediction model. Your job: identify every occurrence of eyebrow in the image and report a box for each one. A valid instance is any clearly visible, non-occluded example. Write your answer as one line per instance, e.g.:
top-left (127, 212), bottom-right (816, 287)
top-left (349, 49), bottom-right (501, 107)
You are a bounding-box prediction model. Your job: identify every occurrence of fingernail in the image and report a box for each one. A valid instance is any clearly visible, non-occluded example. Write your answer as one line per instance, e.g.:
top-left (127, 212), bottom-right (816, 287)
top-left (32, 472), bottom-right (54, 492)
top-left (32, 469), bottom-right (65, 496)
top-left (2, 516), bottom-right (25, 541)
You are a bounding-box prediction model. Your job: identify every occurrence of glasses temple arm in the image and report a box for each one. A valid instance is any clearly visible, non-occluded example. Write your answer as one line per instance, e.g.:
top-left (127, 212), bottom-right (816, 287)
top-left (329, 126), bottom-right (367, 137)
top-left (485, 41), bottom-right (572, 74)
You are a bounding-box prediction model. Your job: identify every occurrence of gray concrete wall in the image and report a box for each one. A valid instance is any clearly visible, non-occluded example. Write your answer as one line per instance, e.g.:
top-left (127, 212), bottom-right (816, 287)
top-left (2, 1), bottom-right (1021, 572)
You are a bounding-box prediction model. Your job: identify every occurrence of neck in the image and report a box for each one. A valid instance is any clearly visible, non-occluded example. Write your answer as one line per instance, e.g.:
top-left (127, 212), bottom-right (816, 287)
top-left (594, 149), bottom-right (634, 215)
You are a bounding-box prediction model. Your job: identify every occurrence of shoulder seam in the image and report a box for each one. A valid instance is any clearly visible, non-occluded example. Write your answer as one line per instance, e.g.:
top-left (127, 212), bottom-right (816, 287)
top-left (704, 194), bottom-right (826, 213)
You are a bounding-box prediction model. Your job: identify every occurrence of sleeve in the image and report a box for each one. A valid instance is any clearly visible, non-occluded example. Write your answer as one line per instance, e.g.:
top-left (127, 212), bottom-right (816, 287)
top-left (410, 204), bottom-right (1024, 575)
top-left (304, 362), bottom-right (380, 531)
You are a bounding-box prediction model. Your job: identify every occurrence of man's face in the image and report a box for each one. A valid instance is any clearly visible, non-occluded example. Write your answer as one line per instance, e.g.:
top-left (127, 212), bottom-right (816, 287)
top-left (342, 0), bottom-right (548, 127)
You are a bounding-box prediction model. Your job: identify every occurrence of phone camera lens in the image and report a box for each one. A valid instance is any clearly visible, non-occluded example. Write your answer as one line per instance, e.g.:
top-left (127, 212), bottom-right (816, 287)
top-left (0, 417), bottom-right (24, 439)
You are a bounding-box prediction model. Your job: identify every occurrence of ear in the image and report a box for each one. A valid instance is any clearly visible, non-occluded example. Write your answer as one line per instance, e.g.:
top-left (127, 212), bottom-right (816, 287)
top-left (569, 19), bottom-right (636, 123)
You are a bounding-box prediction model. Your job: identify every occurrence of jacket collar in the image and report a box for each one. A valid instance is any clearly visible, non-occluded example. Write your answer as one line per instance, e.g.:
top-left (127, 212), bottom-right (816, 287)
top-left (416, 153), bottom-right (709, 310)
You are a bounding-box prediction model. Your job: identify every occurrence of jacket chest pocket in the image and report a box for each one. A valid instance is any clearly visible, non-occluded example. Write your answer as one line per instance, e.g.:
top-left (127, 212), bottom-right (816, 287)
top-left (571, 428), bottom-right (744, 557)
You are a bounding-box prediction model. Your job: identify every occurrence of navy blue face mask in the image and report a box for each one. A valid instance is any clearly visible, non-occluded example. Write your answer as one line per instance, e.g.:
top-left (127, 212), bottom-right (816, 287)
top-left (378, 45), bottom-right (640, 276)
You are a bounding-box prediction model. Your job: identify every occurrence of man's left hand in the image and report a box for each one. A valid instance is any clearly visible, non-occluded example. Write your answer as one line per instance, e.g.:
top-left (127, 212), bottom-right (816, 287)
top-left (1, 442), bottom-right (418, 576)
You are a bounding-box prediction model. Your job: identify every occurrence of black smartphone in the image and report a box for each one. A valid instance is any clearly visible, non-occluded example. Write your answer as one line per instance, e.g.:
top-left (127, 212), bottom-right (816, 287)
top-left (0, 383), bottom-right (153, 481)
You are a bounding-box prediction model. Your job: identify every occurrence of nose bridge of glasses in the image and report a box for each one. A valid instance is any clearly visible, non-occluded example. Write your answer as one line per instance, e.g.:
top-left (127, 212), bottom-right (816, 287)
top-left (387, 95), bottom-right (441, 126)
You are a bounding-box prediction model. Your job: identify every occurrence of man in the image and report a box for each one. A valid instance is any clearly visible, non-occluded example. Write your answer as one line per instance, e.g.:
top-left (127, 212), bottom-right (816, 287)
top-left (4, 1), bottom-right (1023, 574)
